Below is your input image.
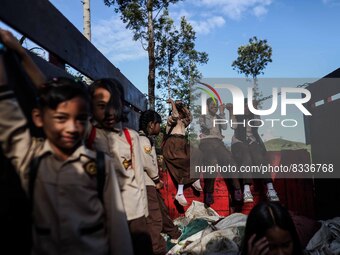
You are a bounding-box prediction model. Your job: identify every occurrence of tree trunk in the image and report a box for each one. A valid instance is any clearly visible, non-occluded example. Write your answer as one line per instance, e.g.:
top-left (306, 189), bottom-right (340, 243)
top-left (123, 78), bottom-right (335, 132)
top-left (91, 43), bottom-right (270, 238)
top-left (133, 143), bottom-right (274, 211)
top-left (83, 0), bottom-right (91, 41)
top-left (147, 0), bottom-right (155, 109)
top-left (168, 48), bottom-right (171, 99)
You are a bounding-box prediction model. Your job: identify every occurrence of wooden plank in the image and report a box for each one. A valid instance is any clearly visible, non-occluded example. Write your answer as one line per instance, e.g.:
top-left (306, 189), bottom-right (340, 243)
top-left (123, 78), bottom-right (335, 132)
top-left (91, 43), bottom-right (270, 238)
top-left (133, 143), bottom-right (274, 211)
top-left (29, 53), bottom-right (72, 79)
top-left (31, 53), bottom-right (141, 129)
top-left (0, 0), bottom-right (146, 111)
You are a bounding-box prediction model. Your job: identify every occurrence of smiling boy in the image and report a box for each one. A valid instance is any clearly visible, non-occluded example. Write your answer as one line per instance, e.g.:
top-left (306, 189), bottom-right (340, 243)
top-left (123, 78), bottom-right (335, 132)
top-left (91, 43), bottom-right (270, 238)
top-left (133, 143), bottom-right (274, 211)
top-left (0, 29), bottom-right (132, 255)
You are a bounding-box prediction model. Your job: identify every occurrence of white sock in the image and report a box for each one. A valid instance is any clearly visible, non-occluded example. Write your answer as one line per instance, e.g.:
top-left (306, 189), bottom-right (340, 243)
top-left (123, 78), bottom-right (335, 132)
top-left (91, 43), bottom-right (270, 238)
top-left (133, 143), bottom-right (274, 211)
top-left (244, 184), bottom-right (251, 193)
top-left (267, 182), bottom-right (274, 190)
top-left (177, 184), bottom-right (184, 195)
top-left (193, 179), bottom-right (200, 186)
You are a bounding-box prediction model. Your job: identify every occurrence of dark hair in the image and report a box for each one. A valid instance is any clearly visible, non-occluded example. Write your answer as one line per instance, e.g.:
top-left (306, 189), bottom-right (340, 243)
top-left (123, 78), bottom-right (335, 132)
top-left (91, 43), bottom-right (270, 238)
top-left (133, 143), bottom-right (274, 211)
top-left (37, 77), bottom-right (90, 110)
top-left (241, 202), bottom-right (302, 255)
top-left (206, 97), bottom-right (218, 107)
top-left (89, 78), bottom-right (128, 123)
top-left (139, 110), bottom-right (162, 136)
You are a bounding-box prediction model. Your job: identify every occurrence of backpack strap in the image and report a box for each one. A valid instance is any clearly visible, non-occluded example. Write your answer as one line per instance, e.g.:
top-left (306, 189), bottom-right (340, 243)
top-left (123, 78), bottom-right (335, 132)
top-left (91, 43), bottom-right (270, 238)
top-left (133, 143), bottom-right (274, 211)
top-left (123, 128), bottom-right (134, 169)
top-left (96, 151), bottom-right (106, 203)
top-left (28, 155), bottom-right (45, 210)
top-left (87, 125), bottom-right (96, 149)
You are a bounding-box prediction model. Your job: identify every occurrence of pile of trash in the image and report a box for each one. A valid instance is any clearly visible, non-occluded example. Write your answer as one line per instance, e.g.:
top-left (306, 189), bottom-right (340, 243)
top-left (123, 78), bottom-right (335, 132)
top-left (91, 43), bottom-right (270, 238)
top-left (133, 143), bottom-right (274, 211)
top-left (167, 201), bottom-right (247, 255)
top-left (166, 201), bottom-right (340, 255)
top-left (305, 217), bottom-right (340, 255)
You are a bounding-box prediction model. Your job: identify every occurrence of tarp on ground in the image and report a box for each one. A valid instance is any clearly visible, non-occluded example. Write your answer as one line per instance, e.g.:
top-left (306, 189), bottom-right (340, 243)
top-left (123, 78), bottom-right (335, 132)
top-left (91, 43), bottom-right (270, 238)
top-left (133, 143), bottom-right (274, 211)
top-left (167, 201), bottom-right (247, 255)
top-left (305, 217), bottom-right (340, 255)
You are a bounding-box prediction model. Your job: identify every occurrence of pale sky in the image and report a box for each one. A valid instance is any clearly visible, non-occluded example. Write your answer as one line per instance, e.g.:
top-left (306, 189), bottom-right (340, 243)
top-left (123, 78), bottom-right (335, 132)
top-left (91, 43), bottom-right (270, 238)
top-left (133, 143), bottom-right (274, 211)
top-left (1, 0), bottom-right (340, 142)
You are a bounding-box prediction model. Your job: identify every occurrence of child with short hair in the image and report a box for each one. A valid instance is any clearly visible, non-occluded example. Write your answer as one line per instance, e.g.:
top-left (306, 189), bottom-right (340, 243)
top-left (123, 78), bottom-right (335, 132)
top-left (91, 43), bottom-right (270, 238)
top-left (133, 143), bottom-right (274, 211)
top-left (87, 78), bottom-right (152, 255)
top-left (139, 109), bottom-right (182, 254)
top-left (163, 98), bottom-right (203, 207)
top-left (0, 29), bottom-right (132, 255)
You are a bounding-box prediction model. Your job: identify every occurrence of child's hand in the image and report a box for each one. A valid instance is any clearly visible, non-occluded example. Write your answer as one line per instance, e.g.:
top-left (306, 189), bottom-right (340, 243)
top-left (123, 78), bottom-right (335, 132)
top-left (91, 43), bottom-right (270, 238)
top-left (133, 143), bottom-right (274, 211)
top-left (166, 98), bottom-right (174, 104)
top-left (0, 29), bottom-right (45, 88)
top-left (247, 234), bottom-right (269, 255)
top-left (219, 104), bottom-right (225, 113)
top-left (0, 29), bottom-right (25, 56)
top-left (225, 103), bottom-right (233, 111)
top-left (155, 180), bottom-right (164, 189)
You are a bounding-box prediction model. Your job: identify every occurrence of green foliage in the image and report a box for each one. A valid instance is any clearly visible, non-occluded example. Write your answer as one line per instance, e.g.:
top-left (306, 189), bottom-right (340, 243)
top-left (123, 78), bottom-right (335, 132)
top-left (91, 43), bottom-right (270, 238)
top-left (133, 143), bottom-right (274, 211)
top-left (177, 17), bottom-right (208, 103)
top-left (104, 1), bottom-right (207, 143)
top-left (104, 0), bottom-right (182, 109)
top-left (232, 36), bottom-right (272, 79)
top-left (153, 14), bottom-right (207, 145)
top-left (155, 14), bottom-right (208, 120)
top-left (232, 36), bottom-right (272, 103)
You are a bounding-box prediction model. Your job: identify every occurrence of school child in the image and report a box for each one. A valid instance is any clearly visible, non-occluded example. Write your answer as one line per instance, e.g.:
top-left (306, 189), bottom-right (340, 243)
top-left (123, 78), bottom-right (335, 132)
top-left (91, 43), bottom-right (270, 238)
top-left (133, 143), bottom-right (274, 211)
top-left (87, 78), bottom-right (152, 255)
top-left (139, 110), bottom-right (182, 254)
top-left (241, 202), bottom-right (303, 255)
top-left (162, 98), bottom-right (203, 207)
top-left (199, 97), bottom-right (242, 207)
top-left (0, 29), bottom-right (132, 255)
top-left (226, 100), bottom-right (279, 203)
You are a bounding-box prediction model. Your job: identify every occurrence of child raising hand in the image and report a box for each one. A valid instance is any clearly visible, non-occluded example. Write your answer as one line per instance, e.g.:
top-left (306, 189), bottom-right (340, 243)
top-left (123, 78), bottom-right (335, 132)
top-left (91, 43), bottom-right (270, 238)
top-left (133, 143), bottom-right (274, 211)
top-left (0, 29), bottom-right (132, 255)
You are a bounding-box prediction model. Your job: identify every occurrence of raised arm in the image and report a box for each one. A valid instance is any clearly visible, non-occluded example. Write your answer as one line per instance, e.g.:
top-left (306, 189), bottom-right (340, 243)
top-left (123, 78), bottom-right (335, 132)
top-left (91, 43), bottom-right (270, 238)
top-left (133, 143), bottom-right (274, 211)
top-left (181, 105), bottom-right (192, 128)
top-left (166, 98), bottom-right (179, 127)
top-left (0, 46), bottom-right (34, 183)
top-left (0, 29), bottom-right (45, 88)
top-left (0, 48), bottom-right (7, 84)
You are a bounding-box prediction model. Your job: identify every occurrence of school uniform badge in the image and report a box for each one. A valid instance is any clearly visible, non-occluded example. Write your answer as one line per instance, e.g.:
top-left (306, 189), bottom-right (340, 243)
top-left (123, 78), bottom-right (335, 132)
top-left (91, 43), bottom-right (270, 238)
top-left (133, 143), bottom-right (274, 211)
top-left (84, 161), bottom-right (97, 175)
top-left (144, 146), bottom-right (152, 154)
top-left (122, 157), bottom-right (132, 170)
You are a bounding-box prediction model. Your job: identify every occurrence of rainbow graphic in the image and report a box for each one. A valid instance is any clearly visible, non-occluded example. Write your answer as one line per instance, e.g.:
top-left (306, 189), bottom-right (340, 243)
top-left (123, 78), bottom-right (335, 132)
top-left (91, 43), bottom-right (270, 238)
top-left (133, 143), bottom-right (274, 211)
top-left (196, 81), bottom-right (222, 106)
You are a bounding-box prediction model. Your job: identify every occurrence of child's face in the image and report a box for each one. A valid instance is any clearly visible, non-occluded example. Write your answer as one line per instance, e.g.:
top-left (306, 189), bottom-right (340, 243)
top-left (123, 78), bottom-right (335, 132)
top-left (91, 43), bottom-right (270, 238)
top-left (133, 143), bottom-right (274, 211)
top-left (265, 226), bottom-right (294, 255)
top-left (148, 122), bottom-right (161, 135)
top-left (92, 87), bottom-right (116, 129)
top-left (208, 101), bottom-right (218, 115)
top-left (39, 97), bottom-right (89, 158)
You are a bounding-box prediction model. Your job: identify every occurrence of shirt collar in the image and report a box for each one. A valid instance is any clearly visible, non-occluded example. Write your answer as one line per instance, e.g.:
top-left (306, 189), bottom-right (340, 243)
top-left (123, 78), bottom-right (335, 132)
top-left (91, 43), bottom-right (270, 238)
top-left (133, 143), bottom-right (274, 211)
top-left (139, 130), bottom-right (146, 136)
top-left (41, 140), bottom-right (92, 163)
top-left (39, 140), bottom-right (54, 156)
